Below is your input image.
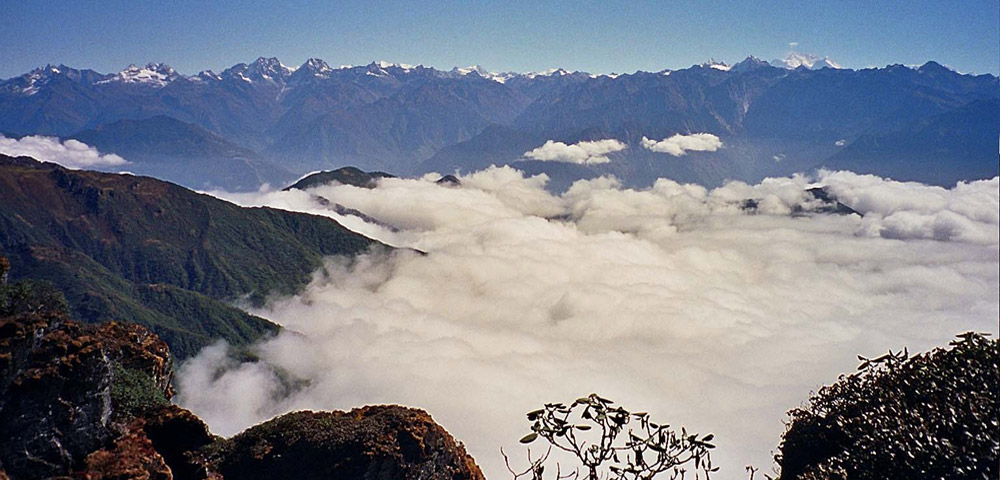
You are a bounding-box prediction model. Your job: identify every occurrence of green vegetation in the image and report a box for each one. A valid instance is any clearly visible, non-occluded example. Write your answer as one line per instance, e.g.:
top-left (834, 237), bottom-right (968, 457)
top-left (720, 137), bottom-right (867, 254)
top-left (0, 278), bottom-right (69, 317)
top-left (509, 394), bottom-right (716, 480)
top-left (0, 156), bottom-right (381, 357)
top-left (111, 364), bottom-right (169, 417)
top-left (775, 332), bottom-right (999, 480)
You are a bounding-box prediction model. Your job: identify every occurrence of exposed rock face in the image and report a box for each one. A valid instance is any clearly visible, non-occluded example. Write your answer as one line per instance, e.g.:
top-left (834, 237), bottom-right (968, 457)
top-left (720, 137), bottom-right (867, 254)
top-left (83, 422), bottom-right (173, 480)
top-left (200, 407), bottom-right (485, 480)
top-left (0, 285), bottom-right (485, 480)
top-left (0, 311), bottom-right (173, 479)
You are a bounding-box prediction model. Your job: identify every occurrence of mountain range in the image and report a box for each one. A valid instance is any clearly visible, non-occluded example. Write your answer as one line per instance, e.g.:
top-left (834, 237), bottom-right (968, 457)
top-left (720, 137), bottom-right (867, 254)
top-left (1, 55), bottom-right (996, 190)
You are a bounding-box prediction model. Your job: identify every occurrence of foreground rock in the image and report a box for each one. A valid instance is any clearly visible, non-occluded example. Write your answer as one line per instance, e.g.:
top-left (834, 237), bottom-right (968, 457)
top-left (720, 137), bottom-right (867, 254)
top-left (199, 408), bottom-right (484, 480)
top-left (0, 271), bottom-right (484, 480)
top-left (0, 313), bottom-right (173, 479)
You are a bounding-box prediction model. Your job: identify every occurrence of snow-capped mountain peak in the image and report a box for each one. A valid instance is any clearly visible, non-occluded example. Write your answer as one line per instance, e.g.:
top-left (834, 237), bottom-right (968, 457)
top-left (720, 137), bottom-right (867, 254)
top-left (773, 52), bottom-right (842, 70)
top-left (524, 68), bottom-right (572, 79)
top-left (450, 65), bottom-right (514, 83)
top-left (287, 58), bottom-right (335, 85)
top-left (220, 57), bottom-right (294, 84)
top-left (249, 57), bottom-right (293, 79)
top-left (731, 56), bottom-right (772, 72)
top-left (301, 58), bottom-right (333, 75)
top-left (194, 70), bottom-right (221, 82)
top-left (6, 65), bottom-right (62, 96)
top-left (700, 59), bottom-right (732, 71)
top-left (374, 60), bottom-right (416, 71)
top-left (96, 63), bottom-right (179, 88)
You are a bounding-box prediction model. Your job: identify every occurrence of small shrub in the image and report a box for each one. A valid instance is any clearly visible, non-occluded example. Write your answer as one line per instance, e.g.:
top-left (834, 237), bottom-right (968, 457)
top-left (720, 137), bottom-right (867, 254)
top-left (111, 364), bottom-right (168, 417)
top-left (506, 393), bottom-right (716, 480)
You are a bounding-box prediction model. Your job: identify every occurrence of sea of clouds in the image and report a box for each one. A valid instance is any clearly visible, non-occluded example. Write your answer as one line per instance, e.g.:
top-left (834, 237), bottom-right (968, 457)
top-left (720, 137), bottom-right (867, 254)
top-left (181, 167), bottom-right (999, 479)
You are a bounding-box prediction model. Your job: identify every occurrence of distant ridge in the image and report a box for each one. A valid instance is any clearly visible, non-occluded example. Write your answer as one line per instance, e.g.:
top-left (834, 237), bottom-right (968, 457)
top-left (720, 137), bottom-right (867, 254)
top-left (1, 57), bottom-right (995, 189)
top-left (0, 154), bottom-right (383, 357)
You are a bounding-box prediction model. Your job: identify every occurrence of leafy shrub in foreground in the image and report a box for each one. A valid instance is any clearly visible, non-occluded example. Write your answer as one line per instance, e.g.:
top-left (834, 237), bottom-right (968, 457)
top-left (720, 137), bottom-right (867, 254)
top-left (507, 393), bottom-right (716, 480)
top-left (775, 332), bottom-right (999, 480)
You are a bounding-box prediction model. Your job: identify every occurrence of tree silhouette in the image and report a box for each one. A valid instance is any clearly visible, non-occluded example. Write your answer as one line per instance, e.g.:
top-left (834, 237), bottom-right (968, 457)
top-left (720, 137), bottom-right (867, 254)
top-left (505, 393), bottom-right (716, 480)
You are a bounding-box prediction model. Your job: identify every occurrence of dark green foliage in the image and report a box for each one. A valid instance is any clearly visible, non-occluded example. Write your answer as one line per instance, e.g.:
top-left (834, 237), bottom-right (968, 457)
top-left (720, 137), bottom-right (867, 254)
top-left (111, 364), bottom-right (169, 417)
top-left (0, 278), bottom-right (69, 316)
top-left (3, 245), bottom-right (277, 359)
top-left (0, 156), bottom-right (381, 357)
top-left (508, 394), bottom-right (716, 480)
top-left (775, 332), bottom-right (999, 480)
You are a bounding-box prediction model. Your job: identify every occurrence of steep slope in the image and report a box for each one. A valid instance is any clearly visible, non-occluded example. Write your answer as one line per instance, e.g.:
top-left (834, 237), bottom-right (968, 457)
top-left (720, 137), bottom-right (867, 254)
top-left (0, 154), bottom-right (382, 356)
top-left (71, 115), bottom-right (296, 191)
top-left (742, 63), bottom-right (998, 141)
top-left (268, 76), bottom-right (530, 173)
top-left (822, 98), bottom-right (1000, 184)
top-left (419, 125), bottom-right (546, 175)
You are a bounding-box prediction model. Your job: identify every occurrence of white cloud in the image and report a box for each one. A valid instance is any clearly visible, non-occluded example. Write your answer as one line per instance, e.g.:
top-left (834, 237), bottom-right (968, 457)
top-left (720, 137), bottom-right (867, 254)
top-left (641, 133), bottom-right (722, 156)
top-left (523, 139), bottom-right (627, 165)
top-left (183, 168), bottom-right (999, 480)
top-left (0, 135), bottom-right (128, 169)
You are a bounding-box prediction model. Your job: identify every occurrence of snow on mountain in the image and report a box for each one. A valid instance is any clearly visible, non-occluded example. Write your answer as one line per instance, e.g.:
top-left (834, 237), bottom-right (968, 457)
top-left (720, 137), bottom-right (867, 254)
top-left (450, 65), bottom-right (516, 83)
top-left (192, 70), bottom-right (222, 83)
top-left (523, 68), bottom-right (573, 79)
top-left (700, 59), bottom-right (732, 71)
top-left (0, 65), bottom-right (106, 96)
top-left (772, 52), bottom-right (842, 70)
top-left (375, 60), bottom-right (416, 71)
top-left (97, 63), bottom-right (179, 87)
top-left (10, 65), bottom-right (63, 96)
top-left (730, 56), bottom-right (772, 72)
top-left (221, 57), bottom-right (294, 84)
top-left (301, 58), bottom-right (333, 76)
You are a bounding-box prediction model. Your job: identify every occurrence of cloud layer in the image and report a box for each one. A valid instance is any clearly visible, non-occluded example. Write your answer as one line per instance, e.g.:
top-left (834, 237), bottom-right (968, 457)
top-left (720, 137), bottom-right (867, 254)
top-left (641, 133), bottom-right (722, 156)
top-left (524, 139), bottom-right (627, 164)
top-left (183, 168), bottom-right (999, 480)
top-left (0, 135), bottom-right (127, 168)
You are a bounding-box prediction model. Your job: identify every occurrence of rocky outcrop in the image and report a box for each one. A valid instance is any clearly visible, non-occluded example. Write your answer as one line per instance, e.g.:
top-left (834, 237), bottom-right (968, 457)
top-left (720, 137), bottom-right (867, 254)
top-left (0, 311), bottom-right (173, 479)
top-left (0, 274), bottom-right (485, 480)
top-left (199, 407), bottom-right (485, 480)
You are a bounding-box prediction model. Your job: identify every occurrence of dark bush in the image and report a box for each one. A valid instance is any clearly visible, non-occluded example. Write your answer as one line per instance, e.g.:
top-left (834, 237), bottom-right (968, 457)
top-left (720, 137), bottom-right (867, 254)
top-left (775, 332), bottom-right (999, 480)
top-left (508, 393), bottom-right (716, 480)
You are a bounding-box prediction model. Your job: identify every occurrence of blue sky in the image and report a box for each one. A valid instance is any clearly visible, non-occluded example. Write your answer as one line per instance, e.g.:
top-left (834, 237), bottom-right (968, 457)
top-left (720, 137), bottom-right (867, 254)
top-left (2, 0), bottom-right (998, 77)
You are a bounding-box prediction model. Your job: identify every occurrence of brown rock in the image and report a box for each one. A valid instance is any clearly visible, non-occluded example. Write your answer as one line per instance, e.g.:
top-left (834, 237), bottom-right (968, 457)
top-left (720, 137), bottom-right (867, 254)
top-left (0, 313), bottom-right (173, 479)
top-left (141, 405), bottom-right (218, 480)
top-left (201, 406), bottom-right (485, 480)
top-left (82, 422), bottom-right (172, 480)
